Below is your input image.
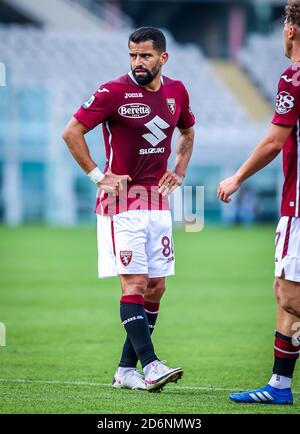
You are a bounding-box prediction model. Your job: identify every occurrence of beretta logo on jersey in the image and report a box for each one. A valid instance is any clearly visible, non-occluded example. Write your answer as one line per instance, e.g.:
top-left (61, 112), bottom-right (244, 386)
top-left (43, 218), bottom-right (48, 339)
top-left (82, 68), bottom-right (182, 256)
top-left (167, 98), bottom-right (176, 115)
top-left (120, 251), bottom-right (132, 267)
top-left (118, 103), bottom-right (151, 118)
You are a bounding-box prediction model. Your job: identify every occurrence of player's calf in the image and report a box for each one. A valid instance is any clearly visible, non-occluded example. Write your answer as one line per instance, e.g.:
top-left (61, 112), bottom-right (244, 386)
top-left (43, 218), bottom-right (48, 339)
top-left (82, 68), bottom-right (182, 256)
top-left (230, 330), bottom-right (299, 405)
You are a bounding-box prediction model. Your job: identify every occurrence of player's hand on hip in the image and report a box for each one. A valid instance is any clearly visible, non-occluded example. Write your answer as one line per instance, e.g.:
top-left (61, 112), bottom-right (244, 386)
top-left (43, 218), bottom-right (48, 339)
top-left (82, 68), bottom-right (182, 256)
top-left (98, 169), bottom-right (132, 197)
top-left (217, 175), bottom-right (241, 203)
top-left (158, 171), bottom-right (184, 196)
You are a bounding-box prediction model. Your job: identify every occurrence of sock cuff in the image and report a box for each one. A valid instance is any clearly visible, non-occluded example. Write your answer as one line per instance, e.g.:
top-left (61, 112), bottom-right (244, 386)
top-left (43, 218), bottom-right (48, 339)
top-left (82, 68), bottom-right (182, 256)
top-left (144, 301), bottom-right (160, 314)
top-left (120, 294), bottom-right (144, 305)
top-left (275, 331), bottom-right (292, 343)
top-left (274, 331), bottom-right (300, 359)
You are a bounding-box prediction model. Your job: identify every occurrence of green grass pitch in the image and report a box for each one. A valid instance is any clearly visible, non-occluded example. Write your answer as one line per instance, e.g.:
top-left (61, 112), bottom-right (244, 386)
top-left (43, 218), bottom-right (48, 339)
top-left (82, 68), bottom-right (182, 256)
top-left (0, 224), bottom-right (299, 414)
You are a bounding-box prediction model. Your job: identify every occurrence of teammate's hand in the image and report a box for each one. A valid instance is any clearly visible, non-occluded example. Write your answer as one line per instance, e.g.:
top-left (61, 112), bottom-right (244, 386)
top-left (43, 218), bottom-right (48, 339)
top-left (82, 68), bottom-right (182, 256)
top-left (158, 171), bottom-right (184, 196)
top-left (98, 169), bottom-right (132, 197)
top-left (217, 175), bottom-right (242, 203)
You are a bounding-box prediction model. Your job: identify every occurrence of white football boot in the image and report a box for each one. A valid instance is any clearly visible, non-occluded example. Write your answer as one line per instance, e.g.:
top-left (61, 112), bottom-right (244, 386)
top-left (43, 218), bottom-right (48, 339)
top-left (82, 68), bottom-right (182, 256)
top-left (112, 367), bottom-right (146, 391)
top-left (144, 360), bottom-right (184, 392)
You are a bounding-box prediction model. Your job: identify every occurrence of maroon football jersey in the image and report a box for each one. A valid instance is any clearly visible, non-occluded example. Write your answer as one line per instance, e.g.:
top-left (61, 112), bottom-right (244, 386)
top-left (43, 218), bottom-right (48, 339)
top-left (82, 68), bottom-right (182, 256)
top-left (272, 63), bottom-right (300, 217)
top-left (74, 72), bottom-right (195, 215)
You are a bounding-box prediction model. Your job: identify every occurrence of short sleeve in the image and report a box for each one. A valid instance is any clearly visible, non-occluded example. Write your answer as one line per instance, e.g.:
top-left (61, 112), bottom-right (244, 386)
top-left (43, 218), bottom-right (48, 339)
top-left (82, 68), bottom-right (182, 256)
top-left (272, 69), bottom-right (300, 127)
top-left (177, 84), bottom-right (195, 130)
top-left (73, 86), bottom-right (114, 130)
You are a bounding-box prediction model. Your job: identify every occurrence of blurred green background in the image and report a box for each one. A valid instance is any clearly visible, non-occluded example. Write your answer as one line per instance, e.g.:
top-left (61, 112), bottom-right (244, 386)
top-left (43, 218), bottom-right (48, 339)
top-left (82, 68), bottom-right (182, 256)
top-left (0, 225), bottom-right (299, 413)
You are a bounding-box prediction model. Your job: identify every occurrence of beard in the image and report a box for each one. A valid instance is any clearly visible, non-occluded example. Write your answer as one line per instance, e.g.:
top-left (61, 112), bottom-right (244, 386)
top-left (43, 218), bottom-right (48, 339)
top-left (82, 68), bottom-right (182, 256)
top-left (132, 63), bottom-right (160, 85)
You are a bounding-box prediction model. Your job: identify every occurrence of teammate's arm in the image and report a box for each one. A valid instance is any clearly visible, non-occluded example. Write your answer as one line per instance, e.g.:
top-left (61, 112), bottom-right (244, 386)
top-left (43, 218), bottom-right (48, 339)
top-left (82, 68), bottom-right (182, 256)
top-left (62, 117), bottom-right (131, 196)
top-left (217, 124), bottom-right (293, 203)
top-left (159, 126), bottom-right (194, 196)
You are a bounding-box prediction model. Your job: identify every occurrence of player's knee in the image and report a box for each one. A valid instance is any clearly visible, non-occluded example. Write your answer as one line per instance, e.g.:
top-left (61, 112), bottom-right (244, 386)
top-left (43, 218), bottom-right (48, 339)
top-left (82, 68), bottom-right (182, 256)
top-left (146, 286), bottom-right (165, 301)
top-left (121, 275), bottom-right (149, 296)
top-left (275, 278), bottom-right (300, 317)
top-left (145, 279), bottom-right (166, 302)
top-left (281, 301), bottom-right (300, 317)
top-left (280, 294), bottom-right (300, 317)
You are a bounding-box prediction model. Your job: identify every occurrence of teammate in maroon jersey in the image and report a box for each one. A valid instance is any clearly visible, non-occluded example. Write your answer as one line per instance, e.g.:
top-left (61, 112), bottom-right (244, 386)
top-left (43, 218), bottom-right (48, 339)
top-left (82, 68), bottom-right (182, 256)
top-left (217, 1), bottom-right (300, 404)
top-left (63, 27), bottom-right (195, 392)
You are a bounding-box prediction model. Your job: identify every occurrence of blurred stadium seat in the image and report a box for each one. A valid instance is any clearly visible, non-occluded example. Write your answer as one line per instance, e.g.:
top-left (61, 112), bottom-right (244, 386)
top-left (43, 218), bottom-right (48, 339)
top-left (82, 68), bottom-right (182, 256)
top-left (238, 26), bottom-right (290, 101)
top-left (0, 16), bottom-right (280, 225)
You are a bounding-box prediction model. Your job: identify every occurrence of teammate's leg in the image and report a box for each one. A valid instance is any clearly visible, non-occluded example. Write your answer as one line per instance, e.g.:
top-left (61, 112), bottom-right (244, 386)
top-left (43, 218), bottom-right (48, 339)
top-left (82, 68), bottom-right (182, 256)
top-left (118, 278), bottom-right (165, 369)
top-left (230, 277), bottom-right (299, 404)
top-left (269, 278), bottom-right (300, 389)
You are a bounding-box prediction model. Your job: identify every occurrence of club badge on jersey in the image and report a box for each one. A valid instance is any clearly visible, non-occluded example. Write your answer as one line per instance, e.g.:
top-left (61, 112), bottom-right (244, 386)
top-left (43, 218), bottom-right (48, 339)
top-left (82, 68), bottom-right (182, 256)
top-left (166, 98), bottom-right (176, 115)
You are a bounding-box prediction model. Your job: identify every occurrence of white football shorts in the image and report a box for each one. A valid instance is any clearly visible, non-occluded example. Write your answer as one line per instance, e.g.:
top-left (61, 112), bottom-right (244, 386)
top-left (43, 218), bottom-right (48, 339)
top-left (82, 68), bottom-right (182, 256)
top-left (97, 210), bottom-right (175, 279)
top-left (275, 216), bottom-right (300, 282)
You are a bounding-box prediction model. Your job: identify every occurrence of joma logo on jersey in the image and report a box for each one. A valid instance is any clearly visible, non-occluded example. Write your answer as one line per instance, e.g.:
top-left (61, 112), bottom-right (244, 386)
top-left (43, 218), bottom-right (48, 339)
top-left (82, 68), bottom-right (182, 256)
top-left (118, 103), bottom-right (151, 118)
top-left (124, 92), bottom-right (143, 99)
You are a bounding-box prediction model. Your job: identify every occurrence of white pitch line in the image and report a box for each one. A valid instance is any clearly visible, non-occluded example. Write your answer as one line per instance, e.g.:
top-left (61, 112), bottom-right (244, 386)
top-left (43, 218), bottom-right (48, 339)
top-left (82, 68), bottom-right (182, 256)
top-left (0, 378), bottom-right (299, 394)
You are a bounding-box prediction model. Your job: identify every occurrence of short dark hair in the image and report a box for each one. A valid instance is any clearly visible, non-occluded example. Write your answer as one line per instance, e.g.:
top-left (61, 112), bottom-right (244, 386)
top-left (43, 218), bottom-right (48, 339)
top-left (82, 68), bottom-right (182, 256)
top-left (128, 27), bottom-right (166, 53)
top-left (285, 0), bottom-right (300, 26)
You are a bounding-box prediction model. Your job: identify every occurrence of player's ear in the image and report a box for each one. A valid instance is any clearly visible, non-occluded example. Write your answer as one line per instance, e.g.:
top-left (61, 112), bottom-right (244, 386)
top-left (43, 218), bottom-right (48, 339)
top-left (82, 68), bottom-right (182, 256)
top-left (160, 51), bottom-right (168, 66)
top-left (289, 24), bottom-right (298, 40)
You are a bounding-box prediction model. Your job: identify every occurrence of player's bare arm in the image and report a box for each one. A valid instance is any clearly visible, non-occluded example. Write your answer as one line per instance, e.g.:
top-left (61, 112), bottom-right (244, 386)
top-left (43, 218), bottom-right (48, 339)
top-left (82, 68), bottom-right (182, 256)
top-left (62, 116), bottom-right (96, 172)
top-left (62, 117), bottom-right (131, 196)
top-left (217, 124), bottom-right (293, 203)
top-left (159, 126), bottom-right (194, 196)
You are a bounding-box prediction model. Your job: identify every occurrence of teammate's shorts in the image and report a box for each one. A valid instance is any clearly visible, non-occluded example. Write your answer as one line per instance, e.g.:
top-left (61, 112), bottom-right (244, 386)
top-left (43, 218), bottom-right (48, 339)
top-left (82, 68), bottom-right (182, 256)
top-left (275, 216), bottom-right (300, 282)
top-left (97, 210), bottom-right (175, 279)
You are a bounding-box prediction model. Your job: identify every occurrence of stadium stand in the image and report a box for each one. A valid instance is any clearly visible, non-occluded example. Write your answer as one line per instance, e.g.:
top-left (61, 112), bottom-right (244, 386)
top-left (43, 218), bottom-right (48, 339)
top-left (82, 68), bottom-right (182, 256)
top-left (3, 0), bottom-right (103, 30)
top-left (238, 26), bottom-right (290, 101)
top-left (0, 19), bottom-right (277, 224)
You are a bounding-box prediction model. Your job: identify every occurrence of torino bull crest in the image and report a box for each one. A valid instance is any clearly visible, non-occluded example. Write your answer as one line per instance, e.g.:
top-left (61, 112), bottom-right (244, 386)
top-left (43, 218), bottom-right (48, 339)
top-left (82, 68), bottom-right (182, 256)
top-left (120, 250), bottom-right (133, 267)
top-left (167, 98), bottom-right (176, 115)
